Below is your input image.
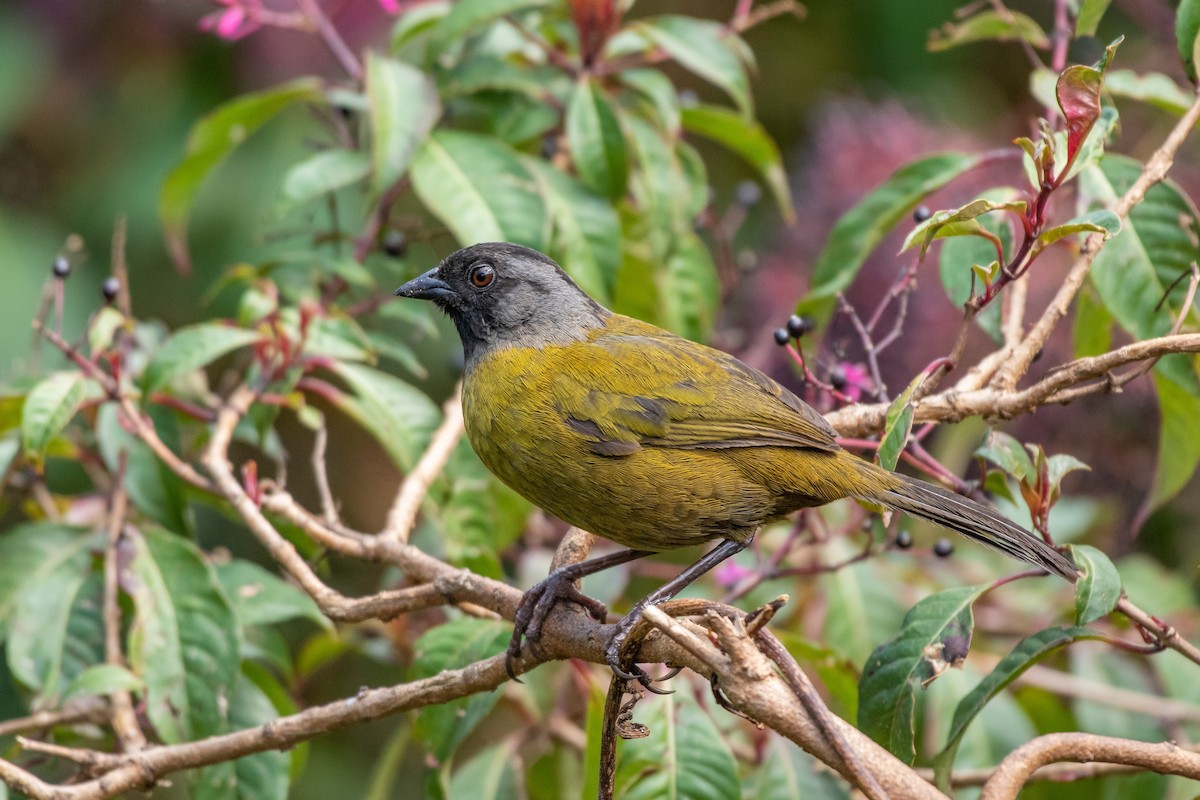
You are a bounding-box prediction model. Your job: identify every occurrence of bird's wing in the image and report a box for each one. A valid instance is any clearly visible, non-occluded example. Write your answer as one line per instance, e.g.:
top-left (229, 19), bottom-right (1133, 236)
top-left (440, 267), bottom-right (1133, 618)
top-left (550, 320), bottom-right (840, 457)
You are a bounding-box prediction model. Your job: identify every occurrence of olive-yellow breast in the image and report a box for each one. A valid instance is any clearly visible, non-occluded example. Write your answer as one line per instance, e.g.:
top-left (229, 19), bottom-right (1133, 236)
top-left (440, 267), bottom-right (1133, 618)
top-left (397, 242), bottom-right (1076, 581)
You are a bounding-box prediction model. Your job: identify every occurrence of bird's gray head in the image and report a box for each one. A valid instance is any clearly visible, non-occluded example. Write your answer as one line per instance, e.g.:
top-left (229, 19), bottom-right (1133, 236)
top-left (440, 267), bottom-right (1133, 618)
top-left (395, 242), bottom-right (609, 364)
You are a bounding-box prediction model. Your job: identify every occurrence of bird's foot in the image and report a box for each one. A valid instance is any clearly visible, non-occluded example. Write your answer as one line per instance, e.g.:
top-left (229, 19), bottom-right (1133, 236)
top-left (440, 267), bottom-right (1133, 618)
top-left (604, 610), bottom-right (675, 695)
top-left (505, 573), bottom-right (608, 680)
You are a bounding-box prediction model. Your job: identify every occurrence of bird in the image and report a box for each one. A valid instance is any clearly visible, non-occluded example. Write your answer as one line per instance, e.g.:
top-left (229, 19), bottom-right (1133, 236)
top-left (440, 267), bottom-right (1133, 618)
top-left (395, 242), bottom-right (1077, 683)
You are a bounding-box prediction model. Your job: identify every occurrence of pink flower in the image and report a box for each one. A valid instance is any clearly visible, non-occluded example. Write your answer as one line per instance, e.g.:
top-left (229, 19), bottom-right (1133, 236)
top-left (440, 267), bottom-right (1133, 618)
top-left (377, 0), bottom-right (402, 13)
top-left (199, 0), bottom-right (263, 41)
top-left (835, 361), bottom-right (872, 402)
top-left (714, 559), bottom-right (753, 589)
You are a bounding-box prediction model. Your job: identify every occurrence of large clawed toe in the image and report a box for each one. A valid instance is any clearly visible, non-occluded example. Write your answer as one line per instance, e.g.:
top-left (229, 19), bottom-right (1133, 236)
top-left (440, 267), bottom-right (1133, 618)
top-left (506, 569), bottom-right (611, 680)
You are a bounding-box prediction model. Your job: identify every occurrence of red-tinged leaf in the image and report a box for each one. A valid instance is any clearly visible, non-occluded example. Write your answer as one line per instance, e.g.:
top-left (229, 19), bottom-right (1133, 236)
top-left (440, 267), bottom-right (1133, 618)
top-left (1056, 38), bottom-right (1121, 165)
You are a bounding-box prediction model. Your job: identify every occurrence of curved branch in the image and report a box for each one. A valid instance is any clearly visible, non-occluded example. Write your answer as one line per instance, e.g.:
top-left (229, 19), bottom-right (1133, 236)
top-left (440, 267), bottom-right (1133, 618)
top-left (980, 733), bottom-right (1200, 800)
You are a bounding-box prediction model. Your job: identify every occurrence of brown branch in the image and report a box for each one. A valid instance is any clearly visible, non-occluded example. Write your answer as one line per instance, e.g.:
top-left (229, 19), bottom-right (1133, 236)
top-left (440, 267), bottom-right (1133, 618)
top-left (103, 454), bottom-right (145, 752)
top-left (991, 86), bottom-right (1200, 390)
top-left (825, 333), bottom-right (1200, 437)
top-left (204, 386), bottom-right (460, 622)
top-left (0, 701), bottom-right (107, 738)
top-left (381, 384), bottom-right (464, 543)
top-left (641, 604), bottom-right (947, 799)
top-left (1117, 596), bottom-right (1200, 666)
top-left (980, 733), bottom-right (1200, 800)
top-left (921, 743), bottom-right (1200, 787)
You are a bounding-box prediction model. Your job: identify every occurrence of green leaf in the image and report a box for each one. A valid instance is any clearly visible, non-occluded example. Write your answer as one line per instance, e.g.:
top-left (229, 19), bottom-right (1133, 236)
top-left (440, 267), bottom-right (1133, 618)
top-left (877, 371), bottom-right (926, 471)
top-left (366, 53), bottom-right (440, 194)
top-left (63, 664), bottom-right (144, 702)
top-left (215, 559), bottom-right (329, 630)
top-left (326, 362), bottom-right (441, 471)
top-left (1104, 69), bottom-right (1195, 118)
top-left (858, 586), bottom-right (984, 763)
top-left (820, 547), bottom-right (905, 666)
top-left (281, 149), bottom-right (371, 205)
top-left (1070, 544), bottom-right (1121, 624)
top-left (1081, 154), bottom-right (1200, 391)
top-left (21, 371), bottom-right (85, 466)
top-left (801, 153), bottom-right (982, 320)
top-left (1072, 284), bottom-right (1112, 358)
top-left (433, 441), bottom-right (530, 579)
top-left (142, 322), bottom-right (262, 395)
top-left (661, 231), bottom-right (720, 341)
top-left (681, 104), bottom-right (794, 222)
top-left (1029, 209), bottom-right (1120, 259)
top-left (928, 10), bottom-right (1050, 52)
top-left (975, 430), bottom-right (1035, 483)
top-left (447, 739), bottom-right (522, 799)
top-left (127, 528), bottom-right (240, 743)
top-left (615, 690), bottom-right (740, 800)
top-left (752, 735), bottom-right (851, 800)
top-left (625, 115), bottom-right (693, 258)
top-left (411, 130), bottom-right (547, 249)
top-left (1177, 0), bottom-right (1200, 82)
top-left (160, 78), bottom-right (321, 272)
top-left (1148, 372), bottom-right (1200, 511)
top-left (937, 192), bottom-right (1014, 343)
top-left (933, 626), bottom-right (1104, 787)
top-left (430, 0), bottom-right (549, 55)
top-left (7, 553), bottom-right (97, 699)
top-left (390, 0), bottom-right (450, 57)
top-left (1076, 0), bottom-right (1114, 36)
top-left (0, 523), bottom-right (96, 640)
top-left (900, 198), bottom-right (1022, 257)
top-left (619, 68), bottom-right (681, 136)
top-left (96, 404), bottom-right (189, 533)
top-left (89, 306), bottom-right (128, 355)
top-left (523, 158), bottom-right (621, 304)
top-left (631, 16), bottom-right (753, 117)
top-left (566, 77), bottom-right (628, 201)
top-left (412, 618), bottom-right (510, 764)
top-left (200, 672), bottom-right (292, 800)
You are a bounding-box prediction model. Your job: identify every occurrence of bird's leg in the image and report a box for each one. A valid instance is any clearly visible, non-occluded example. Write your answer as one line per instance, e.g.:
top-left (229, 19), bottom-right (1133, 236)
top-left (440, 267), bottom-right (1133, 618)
top-left (607, 538), bottom-right (749, 689)
top-left (507, 548), bottom-right (653, 680)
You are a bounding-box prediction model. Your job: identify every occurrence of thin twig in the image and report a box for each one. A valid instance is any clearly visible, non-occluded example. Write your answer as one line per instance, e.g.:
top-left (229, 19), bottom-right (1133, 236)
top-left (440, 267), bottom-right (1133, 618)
top-left (381, 384), bottom-right (464, 543)
top-left (103, 452), bottom-right (145, 751)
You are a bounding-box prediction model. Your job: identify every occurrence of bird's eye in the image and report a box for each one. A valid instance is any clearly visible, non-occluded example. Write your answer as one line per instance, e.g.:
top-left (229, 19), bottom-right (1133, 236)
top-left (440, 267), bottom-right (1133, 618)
top-left (469, 263), bottom-right (495, 289)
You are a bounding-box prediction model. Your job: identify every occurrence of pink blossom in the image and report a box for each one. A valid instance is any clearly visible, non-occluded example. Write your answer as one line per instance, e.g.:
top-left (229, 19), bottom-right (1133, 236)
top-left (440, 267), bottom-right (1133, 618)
top-left (198, 0), bottom-right (263, 41)
top-left (714, 559), bottom-right (753, 589)
top-left (377, 0), bottom-right (402, 13)
top-left (836, 361), bottom-right (872, 402)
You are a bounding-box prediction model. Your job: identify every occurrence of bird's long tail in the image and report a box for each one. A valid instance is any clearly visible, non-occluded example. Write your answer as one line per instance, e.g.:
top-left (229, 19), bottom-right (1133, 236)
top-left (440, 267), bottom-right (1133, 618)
top-left (869, 471), bottom-right (1078, 581)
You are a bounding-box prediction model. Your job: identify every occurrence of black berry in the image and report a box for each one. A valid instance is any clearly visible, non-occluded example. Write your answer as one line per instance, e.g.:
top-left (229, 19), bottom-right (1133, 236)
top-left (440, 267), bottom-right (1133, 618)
top-left (52, 256), bottom-right (70, 278)
top-left (734, 180), bottom-right (762, 207)
top-left (913, 205), bottom-right (931, 223)
top-left (101, 277), bottom-right (120, 302)
top-left (382, 230), bottom-right (408, 258)
top-left (773, 328), bottom-right (791, 346)
top-left (934, 538), bottom-right (954, 558)
top-left (786, 314), bottom-right (811, 338)
top-left (895, 530), bottom-right (913, 549)
top-left (830, 366), bottom-right (847, 390)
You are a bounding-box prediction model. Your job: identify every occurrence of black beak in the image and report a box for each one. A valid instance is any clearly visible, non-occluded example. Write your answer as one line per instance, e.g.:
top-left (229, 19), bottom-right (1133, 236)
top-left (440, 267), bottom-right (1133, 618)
top-left (395, 268), bottom-right (457, 303)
